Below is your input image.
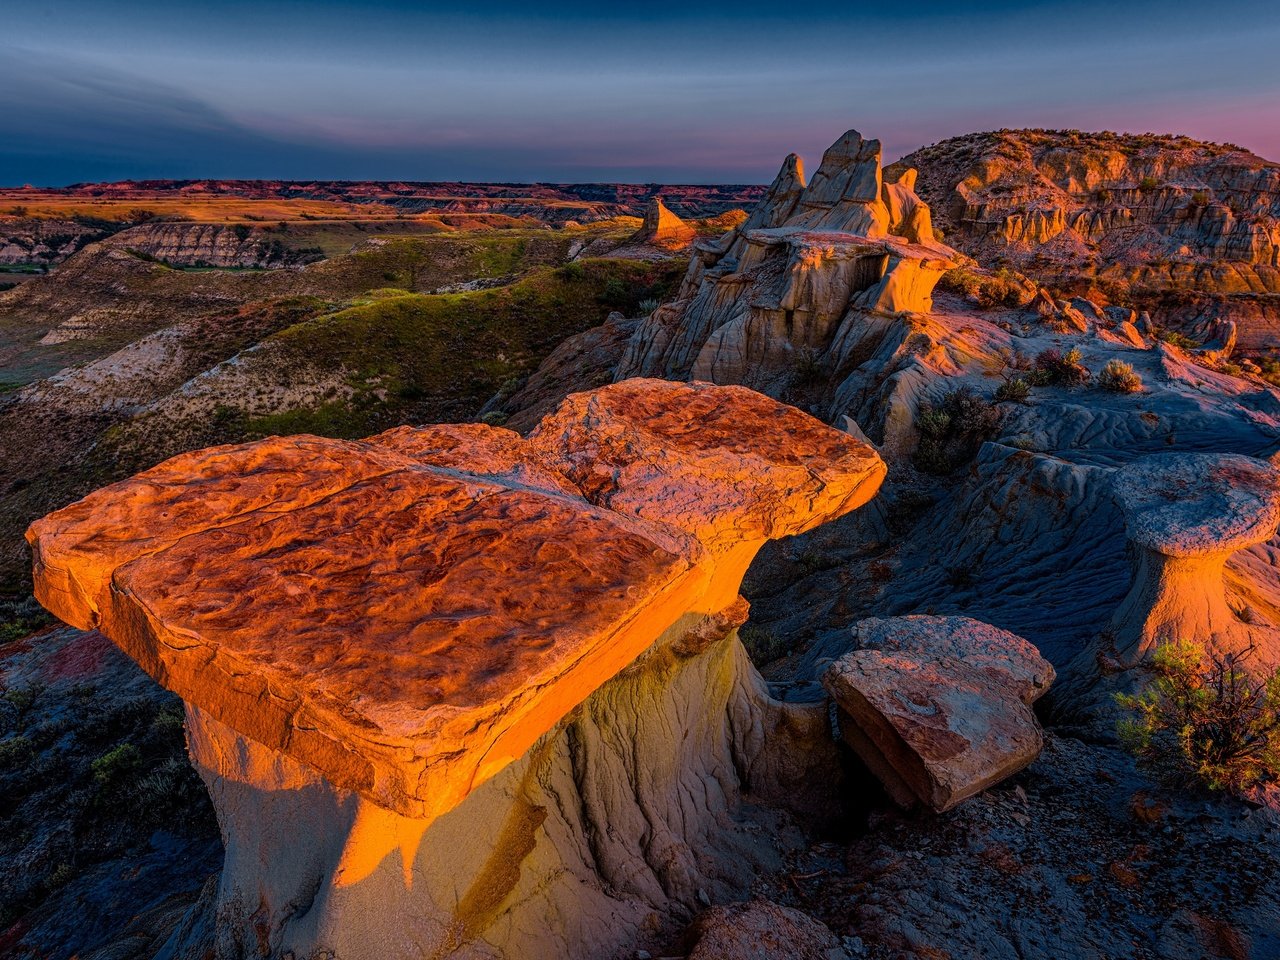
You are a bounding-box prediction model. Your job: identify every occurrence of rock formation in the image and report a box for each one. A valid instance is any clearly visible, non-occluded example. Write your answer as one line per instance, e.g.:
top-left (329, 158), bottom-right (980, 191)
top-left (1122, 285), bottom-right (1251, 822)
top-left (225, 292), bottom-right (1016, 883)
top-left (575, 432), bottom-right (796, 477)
top-left (27, 379), bottom-right (886, 960)
top-left (1105, 453), bottom-right (1280, 666)
top-left (632, 197), bottom-right (697, 248)
top-left (615, 130), bottom-right (959, 398)
top-left (899, 129), bottom-right (1280, 295)
top-left (823, 616), bottom-right (1053, 812)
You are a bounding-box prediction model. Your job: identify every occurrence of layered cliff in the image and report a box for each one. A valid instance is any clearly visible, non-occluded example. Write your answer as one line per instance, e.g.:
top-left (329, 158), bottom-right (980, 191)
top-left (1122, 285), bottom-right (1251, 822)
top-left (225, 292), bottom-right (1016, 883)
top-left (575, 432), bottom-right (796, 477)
top-left (899, 129), bottom-right (1280, 295)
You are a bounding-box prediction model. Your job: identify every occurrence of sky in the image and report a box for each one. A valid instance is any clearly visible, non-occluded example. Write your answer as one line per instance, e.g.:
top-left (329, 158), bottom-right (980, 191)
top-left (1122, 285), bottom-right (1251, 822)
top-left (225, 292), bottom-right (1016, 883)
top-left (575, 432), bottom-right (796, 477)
top-left (2, 0), bottom-right (1279, 185)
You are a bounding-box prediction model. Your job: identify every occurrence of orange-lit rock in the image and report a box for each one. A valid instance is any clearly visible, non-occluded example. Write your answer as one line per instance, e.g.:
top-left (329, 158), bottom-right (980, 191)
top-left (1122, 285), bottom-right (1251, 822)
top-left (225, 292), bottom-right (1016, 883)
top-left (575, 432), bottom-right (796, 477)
top-left (824, 616), bottom-right (1053, 812)
top-left (632, 197), bottom-right (697, 248)
top-left (1108, 452), bottom-right (1280, 666)
top-left (28, 378), bottom-right (885, 959)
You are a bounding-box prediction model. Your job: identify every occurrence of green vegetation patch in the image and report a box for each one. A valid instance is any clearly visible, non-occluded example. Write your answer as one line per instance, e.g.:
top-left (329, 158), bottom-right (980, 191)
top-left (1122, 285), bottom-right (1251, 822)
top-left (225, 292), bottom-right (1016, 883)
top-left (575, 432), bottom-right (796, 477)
top-left (264, 257), bottom-right (682, 431)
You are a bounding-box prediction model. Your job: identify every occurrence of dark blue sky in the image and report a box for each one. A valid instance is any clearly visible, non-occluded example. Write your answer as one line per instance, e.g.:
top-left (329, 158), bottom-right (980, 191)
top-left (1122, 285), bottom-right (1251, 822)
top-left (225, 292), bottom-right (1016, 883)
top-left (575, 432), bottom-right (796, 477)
top-left (3, 0), bottom-right (1279, 185)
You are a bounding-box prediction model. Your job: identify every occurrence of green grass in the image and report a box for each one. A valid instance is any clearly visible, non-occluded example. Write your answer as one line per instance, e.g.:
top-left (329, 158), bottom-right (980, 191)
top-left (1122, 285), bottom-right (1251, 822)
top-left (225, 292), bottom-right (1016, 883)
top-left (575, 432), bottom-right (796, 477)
top-left (262, 257), bottom-right (681, 431)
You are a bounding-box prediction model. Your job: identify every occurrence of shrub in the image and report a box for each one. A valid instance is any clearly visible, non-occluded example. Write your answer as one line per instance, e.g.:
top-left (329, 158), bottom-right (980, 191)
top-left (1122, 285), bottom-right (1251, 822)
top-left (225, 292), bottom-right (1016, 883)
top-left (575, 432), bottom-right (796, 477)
top-left (1117, 640), bottom-right (1280, 795)
top-left (1096, 188), bottom-right (1113, 204)
top-left (1098, 359), bottom-right (1143, 393)
top-left (1033, 347), bottom-right (1091, 387)
top-left (938, 267), bottom-right (1029, 309)
top-left (913, 387), bottom-right (1003, 475)
top-left (1138, 176), bottom-right (1160, 192)
top-left (1159, 330), bottom-right (1201, 350)
top-left (91, 743), bottom-right (143, 789)
top-left (994, 377), bottom-right (1031, 403)
top-left (637, 297), bottom-right (660, 315)
top-left (739, 624), bottom-right (790, 665)
top-left (1191, 189), bottom-right (1211, 206)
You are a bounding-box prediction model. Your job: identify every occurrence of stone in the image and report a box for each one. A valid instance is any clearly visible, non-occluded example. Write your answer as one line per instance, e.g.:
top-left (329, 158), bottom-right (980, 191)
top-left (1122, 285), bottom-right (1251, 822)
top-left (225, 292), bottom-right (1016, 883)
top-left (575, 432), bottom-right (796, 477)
top-left (852, 615), bottom-right (1055, 703)
top-left (28, 378), bottom-right (887, 960)
top-left (824, 616), bottom-right (1052, 812)
top-left (682, 899), bottom-right (850, 960)
top-left (1107, 452), bottom-right (1280, 666)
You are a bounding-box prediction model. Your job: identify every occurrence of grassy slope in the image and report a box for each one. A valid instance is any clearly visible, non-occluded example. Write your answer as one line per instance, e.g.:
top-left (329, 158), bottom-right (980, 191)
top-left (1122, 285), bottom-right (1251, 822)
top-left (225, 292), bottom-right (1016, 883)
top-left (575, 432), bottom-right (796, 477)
top-left (100, 257), bottom-right (682, 460)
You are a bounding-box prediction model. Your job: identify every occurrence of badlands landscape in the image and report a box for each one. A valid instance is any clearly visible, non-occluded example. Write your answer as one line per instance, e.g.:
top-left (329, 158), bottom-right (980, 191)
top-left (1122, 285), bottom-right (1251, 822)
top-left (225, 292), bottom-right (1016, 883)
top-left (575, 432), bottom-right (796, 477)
top-left (3, 125), bottom-right (1280, 960)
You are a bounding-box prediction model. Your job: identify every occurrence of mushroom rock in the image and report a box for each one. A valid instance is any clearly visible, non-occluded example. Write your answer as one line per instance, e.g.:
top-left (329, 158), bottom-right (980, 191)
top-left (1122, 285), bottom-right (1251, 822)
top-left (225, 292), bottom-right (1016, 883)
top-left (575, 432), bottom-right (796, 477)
top-left (632, 197), bottom-right (697, 248)
top-left (27, 379), bottom-right (886, 960)
top-left (823, 616), bottom-right (1053, 813)
top-left (1106, 452), bottom-right (1280, 667)
top-left (615, 129), bottom-right (960, 395)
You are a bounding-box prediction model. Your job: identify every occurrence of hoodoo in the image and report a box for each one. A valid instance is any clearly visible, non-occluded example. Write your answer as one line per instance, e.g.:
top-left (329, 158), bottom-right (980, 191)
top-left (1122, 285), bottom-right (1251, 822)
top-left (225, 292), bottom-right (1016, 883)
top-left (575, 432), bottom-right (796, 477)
top-left (616, 129), bottom-right (959, 394)
top-left (27, 379), bottom-right (886, 960)
top-left (633, 196), bottom-right (697, 248)
top-left (1106, 452), bottom-right (1280, 666)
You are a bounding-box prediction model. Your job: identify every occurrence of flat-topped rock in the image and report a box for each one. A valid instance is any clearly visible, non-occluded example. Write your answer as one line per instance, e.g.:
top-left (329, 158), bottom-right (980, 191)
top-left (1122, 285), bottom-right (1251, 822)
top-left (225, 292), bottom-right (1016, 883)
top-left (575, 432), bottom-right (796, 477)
top-left (853, 615), bottom-right (1055, 704)
top-left (28, 379), bottom-right (885, 824)
top-left (1104, 452), bottom-right (1280, 668)
top-left (529, 379), bottom-right (886, 552)
top-left (1113, 453), bottom-right (1280, 557)
top-left (825, 616), bottom-right (1052, 812)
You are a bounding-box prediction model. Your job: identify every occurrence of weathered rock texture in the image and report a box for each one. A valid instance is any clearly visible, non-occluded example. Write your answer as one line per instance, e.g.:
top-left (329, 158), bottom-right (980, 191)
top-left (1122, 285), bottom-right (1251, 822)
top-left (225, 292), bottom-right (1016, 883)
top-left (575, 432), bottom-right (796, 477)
top-left (824, 616), bottom-right (1053, 812)
top-left (28, 378), bottom-right (886, 960)
top-left (616, 130), bottom-right (959, 398)
top-left (900, 129), bottom-right (1280, 294)
top-left (1106, 452), bottom-right (1280, 666)
top-left (102, 222), bottom-right (319, 268)
top-left (681, 899), bottom-right (850, 960)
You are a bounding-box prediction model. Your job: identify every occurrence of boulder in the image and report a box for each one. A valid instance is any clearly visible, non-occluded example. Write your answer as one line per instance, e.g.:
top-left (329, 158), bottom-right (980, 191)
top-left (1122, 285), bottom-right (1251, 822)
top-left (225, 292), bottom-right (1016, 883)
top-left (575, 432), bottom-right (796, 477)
top-left (682, 899), bottom-right (850, 960)
top-left (852, 615), bottom-right (1055, 703)
top-left (824, 616), bottom-right (1052, 812)
top-left (28, 378), bottom-right (886, 960)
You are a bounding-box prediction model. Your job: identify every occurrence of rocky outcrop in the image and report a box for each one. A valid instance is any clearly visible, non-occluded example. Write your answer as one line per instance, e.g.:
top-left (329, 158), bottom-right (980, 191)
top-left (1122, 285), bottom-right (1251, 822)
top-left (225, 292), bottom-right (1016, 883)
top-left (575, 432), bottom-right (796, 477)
top-left (28, 379), bottom-right (886, 960)
top-left (824, 616), bottom-right (1053, 812)
top-left (632, 197), bottom-right (697, 248)
top-left (899, 129), bottom-right (1280, 294)
top-left (615, 129), bottom-right (959, 397)
top-left (0, 217), bottom-right (105, 264)
top-left (1106, 453), bottom-right (1280, 667)
top-left (102, 222), bottom-right (319, 268)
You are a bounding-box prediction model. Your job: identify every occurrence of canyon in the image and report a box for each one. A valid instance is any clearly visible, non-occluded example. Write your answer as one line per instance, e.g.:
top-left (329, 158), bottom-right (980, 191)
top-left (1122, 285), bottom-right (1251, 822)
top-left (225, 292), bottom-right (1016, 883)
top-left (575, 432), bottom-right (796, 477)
top-left (5, 125), bottom-right (1280, 960)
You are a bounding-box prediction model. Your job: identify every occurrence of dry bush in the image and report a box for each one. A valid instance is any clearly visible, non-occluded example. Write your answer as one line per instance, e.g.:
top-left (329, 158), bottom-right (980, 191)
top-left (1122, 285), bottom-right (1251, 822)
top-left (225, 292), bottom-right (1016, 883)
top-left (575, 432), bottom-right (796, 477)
top-left (1098, 359), bottom-right (1143, 393)
top-left (1117, 640), bottom-right (1280, 795)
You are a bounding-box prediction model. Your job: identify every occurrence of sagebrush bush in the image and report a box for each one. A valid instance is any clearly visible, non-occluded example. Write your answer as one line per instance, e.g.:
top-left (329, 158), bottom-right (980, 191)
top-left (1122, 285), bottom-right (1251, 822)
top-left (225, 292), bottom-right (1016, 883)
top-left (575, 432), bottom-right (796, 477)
top-left (1117, 640), bottom-right (1280, 795)
top-left (913, 387), bottom-right (1003, 474)
top-left (1032, 347), bottom-right (1091, 387)
top-left (994, 377), bottom-right (1031, 403)
top-left (1098, 359), bottom-right (1143, 393)
top-left (938, 267), bottom-right (1029, 309)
